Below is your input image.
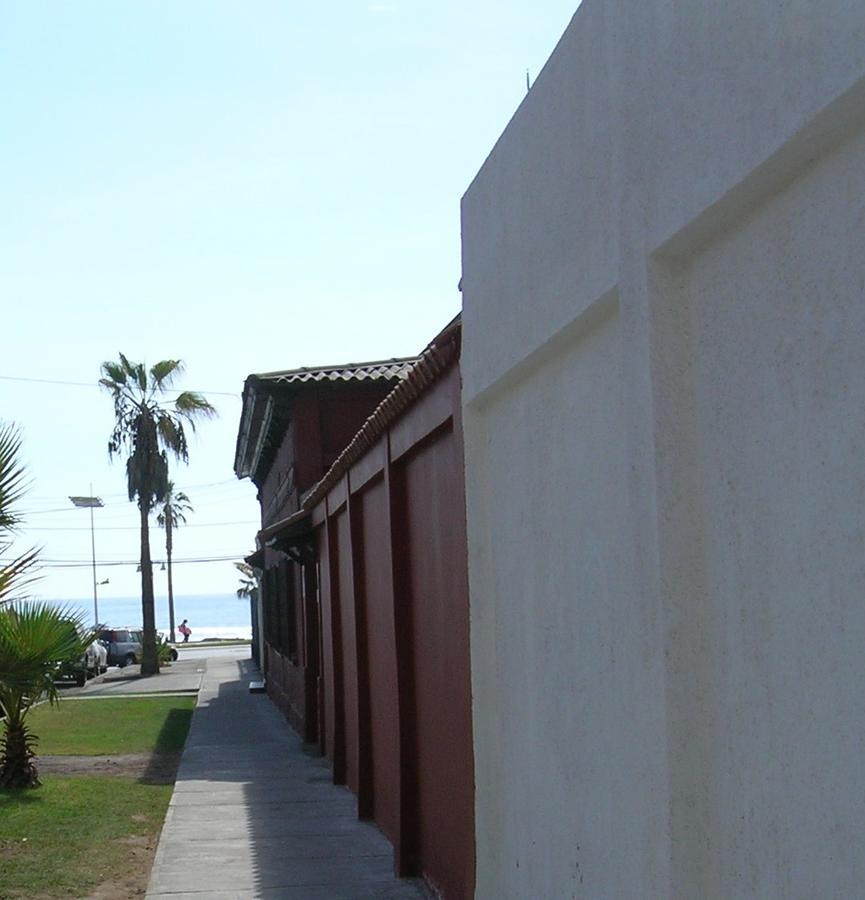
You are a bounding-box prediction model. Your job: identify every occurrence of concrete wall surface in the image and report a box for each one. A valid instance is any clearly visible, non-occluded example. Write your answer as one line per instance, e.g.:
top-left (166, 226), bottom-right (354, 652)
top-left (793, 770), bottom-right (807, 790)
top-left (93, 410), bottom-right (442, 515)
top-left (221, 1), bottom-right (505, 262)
top-left (460, 2), bottom-right (865, 897)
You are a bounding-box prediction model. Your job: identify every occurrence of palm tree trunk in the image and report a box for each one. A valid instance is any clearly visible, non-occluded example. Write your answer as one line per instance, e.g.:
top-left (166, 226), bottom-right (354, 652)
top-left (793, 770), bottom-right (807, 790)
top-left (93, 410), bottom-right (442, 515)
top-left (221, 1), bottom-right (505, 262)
top-left (166, 521), bottom-right (176, 643)
top-left (0, 712), bottom-right (39, 788)
top-left (139, 503), bottom-right (160, 676)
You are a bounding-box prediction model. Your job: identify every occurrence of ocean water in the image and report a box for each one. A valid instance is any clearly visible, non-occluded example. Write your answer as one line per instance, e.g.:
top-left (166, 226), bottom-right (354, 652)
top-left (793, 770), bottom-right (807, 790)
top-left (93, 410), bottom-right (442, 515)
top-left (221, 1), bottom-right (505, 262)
top-left (45, 593), bottom-right (252, 642)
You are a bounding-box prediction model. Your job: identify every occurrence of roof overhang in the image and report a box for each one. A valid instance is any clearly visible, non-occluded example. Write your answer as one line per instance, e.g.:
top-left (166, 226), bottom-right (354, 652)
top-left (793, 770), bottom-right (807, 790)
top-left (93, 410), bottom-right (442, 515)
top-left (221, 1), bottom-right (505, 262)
top-left (233, 384), bottom-right (274, 480)
top-left (233, 357), bottom-right (418, 484)
top-left (244, 548), bottom-right (265, 570)
top-left (257, 508), bottom-right (313, 551)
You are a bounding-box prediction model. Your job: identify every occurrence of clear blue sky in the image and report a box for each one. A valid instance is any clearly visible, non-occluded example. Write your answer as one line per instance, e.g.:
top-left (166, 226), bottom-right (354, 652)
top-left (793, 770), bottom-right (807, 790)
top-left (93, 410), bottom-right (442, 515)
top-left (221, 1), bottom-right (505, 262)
top-left (1, 0), bottom-right (578, 603)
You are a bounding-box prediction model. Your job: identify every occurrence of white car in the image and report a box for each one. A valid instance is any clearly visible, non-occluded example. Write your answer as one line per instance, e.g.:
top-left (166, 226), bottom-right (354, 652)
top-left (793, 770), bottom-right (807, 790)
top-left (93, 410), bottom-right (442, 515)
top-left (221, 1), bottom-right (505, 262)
top-left (85, 639), bottom-right (109, 676)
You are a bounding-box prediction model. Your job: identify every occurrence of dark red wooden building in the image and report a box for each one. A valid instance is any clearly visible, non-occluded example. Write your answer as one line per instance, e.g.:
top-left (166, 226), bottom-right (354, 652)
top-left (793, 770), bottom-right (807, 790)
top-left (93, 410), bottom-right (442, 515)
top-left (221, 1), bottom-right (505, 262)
top-left (234, 357), bottom-right (414, 732)
top-left (233, 318), bottom-right (475, 898)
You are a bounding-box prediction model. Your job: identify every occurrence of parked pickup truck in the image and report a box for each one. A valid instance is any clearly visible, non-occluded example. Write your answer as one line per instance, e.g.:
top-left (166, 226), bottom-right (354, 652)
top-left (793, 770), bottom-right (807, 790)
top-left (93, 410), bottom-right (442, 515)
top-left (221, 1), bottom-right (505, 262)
top-left (96, 627), bottom-right (143, 667)
top-left (95, 628), bottom-right (179, 666)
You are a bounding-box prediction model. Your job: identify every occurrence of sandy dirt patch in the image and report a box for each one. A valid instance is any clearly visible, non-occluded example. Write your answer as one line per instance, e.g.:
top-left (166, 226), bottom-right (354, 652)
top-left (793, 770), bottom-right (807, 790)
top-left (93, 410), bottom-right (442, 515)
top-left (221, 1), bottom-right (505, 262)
top-left (36, 751), bottom-right (183, 784)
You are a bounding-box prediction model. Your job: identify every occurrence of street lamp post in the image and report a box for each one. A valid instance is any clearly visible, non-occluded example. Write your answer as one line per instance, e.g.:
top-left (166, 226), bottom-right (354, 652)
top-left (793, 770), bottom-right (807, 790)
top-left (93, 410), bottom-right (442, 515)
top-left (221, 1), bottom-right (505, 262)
top-left (69, 489), bottom-right (104, 627)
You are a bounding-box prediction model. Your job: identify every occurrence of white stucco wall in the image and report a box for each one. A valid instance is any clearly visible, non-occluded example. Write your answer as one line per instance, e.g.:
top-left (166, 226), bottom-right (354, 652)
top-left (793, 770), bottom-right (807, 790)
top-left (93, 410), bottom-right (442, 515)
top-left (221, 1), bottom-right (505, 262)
top-left (461, 2), bottom-right (865, 897)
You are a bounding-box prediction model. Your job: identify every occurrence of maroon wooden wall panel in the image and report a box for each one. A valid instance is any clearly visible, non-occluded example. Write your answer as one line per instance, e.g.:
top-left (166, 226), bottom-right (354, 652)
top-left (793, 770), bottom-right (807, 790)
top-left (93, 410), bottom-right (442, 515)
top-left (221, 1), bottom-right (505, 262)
top-left (300, 561), bottom-right (320, 744)
top-left (336, 507), bottom-right (360, 794)
top-left (283, 652), bottom-right (306, 735)
top-left (291, 395), bottom-right (323, 494)
top-left (259, 424), bottom-right (295, 522)
top-left (400, 424), bottom-right (475, 900)
top-left (265, 645), bottom-right (303, 734)
top-left (317, 525), bottom-right (336, 762)
top-left (358, 477), bottom-right (400, 846)
top-left (319, 385), bottom-right (394, 467)
top-left (266, 645), bottom-right (287, 715)
top-left (302, 359), bottom-right (473, 896)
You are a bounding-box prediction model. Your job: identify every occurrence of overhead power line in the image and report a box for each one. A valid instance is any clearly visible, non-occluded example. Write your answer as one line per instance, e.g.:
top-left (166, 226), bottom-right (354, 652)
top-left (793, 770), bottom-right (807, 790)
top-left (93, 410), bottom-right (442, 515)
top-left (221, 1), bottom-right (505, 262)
top-left (22, 479), bottom-right (251, 512)
top-left (24, 521), bottom-right (258, 532)
top-left (0, 373), bottom-right (240, 398)
top-left (0, 554), bottom-right (248, 569)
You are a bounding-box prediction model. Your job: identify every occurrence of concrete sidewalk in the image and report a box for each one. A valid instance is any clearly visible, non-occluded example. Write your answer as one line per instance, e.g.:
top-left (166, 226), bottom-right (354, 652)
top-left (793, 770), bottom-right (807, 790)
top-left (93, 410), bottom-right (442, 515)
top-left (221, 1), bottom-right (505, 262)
top-left (145, 651), bottom-right (429, 899)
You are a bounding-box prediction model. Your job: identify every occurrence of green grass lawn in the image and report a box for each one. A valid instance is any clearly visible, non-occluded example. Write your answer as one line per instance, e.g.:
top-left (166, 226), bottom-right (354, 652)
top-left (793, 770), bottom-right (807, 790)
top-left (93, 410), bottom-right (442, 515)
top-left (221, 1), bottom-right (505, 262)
top-left (0, 776), bottom-right (172, 899)
top-left (0, 697), bottom-right (195, 899)
top-left (26, 696), bottom-right (195, 755)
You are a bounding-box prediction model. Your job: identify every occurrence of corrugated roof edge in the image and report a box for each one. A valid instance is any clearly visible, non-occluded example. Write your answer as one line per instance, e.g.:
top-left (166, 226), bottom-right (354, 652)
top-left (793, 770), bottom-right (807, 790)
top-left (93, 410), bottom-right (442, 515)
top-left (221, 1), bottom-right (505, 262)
top-left (302, 315), bottom-right (461, 513)
top-left (250, 356), bottom-right (418, 386)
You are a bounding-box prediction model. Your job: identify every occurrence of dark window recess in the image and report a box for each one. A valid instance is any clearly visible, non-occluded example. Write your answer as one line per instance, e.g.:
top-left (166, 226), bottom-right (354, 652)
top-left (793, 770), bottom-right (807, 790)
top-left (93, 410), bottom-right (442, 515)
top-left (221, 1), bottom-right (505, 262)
top-left (264, 568), bottom-right (280, 649)
top-left (266, 559), bottom-right (298, 663)
top-left (275, 563), bottom-right (285, 651)
top-left (282, 559), bottom-right (298, 662)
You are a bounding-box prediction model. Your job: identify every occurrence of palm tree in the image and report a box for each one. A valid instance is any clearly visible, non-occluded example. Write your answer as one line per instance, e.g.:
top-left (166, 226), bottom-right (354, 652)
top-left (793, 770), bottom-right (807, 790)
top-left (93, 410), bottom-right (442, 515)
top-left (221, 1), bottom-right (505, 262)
top-left (0, 602), bottom-right (89, 788)
top-left (235, 561), bottom-right (261, 665)
top-left (0, 423), bottom-right (39, 606)
top-left (100, 355), bottom-right (215, 675)
top-left (234, 561), bottom-right (259, 603)
top-left (157, 483), bottom-right (192, 643)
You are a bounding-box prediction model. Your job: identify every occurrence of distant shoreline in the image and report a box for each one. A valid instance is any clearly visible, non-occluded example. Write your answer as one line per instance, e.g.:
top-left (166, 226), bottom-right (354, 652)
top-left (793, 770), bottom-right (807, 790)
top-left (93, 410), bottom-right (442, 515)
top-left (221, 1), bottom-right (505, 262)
top-left (39, 595), bottom-right (252, 642)
top-left (40, 592), bottom-right (249, 603)
top-left (175, 637), bottom-right (251, 645)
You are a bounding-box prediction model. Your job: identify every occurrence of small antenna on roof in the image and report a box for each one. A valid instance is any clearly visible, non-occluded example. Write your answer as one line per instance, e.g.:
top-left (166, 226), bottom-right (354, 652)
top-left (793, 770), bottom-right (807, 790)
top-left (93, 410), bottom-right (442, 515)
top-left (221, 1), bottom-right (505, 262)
top-left (526, 69), bottom-right (531, 92)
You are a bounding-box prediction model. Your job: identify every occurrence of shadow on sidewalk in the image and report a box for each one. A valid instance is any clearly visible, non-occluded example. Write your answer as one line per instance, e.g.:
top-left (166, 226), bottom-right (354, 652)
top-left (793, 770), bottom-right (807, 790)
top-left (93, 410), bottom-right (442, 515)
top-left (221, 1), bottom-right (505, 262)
top-left (151, 652), bottom-right (429, 899)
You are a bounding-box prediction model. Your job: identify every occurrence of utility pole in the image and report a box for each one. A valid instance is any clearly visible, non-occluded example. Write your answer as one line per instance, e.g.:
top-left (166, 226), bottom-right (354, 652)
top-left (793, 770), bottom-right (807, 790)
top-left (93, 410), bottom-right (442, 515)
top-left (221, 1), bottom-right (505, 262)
top-left (69, 489), bottom-right (104, 626)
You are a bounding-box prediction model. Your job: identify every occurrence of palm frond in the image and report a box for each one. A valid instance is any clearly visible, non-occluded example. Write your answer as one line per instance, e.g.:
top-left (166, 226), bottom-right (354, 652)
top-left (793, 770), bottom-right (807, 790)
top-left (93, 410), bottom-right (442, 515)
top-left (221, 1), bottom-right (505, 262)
top-left (150, 359), bottom-right (183, 390)
top-left (156, 483), bottom-right (193, 529)
top-left (125, 456), bottom-right (139, 503)
top-left (235, 561), bottom-right (258, 599)
top-left (98, 378), bottom-right (121, 398)
top-left (174, 392), bottom-right (217, 429)
top-left (0, 423), bottom-right (29, 531)
top-left (118, 353), bottom-right (138, 380)
top-left (0, 602), bottom-right (90, 712)
top-left (152, 456), bottom-right (170, 506)
top-left (0, 547), bottom-right (40, 606)
top-left (174, 392), bottom-right (216, 415)
top-left (100, 361), bottom-right (127, 386)
top-left (0, 423), bottom-right (40, 608)
top-left (126, 444), bottom-right (168, 509)
top-left (156, 414), bottom-right (187, 459)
